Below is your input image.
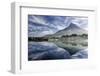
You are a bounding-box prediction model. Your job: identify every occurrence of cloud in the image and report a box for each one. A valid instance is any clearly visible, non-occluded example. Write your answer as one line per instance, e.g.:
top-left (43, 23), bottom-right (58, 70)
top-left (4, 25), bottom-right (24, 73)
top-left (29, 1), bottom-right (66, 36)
top-left (28, 15), bottom-right (47, 25)
top-left (71, 17), bottom-right (88, 30)
top-left (28, 15), bottom-right (88, 37)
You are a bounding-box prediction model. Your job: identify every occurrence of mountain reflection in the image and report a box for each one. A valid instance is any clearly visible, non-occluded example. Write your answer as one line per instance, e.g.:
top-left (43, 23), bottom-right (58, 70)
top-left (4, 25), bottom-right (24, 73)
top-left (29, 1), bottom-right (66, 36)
top-left (28, 41), bottom-right (88, 61)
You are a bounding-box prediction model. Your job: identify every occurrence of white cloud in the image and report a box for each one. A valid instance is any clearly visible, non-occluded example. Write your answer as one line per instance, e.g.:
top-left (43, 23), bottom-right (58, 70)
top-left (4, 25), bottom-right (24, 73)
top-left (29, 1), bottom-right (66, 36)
top-left (72, 17), bottom-right (88, 30)
top-left (30, 16), bottom-right (47, 25)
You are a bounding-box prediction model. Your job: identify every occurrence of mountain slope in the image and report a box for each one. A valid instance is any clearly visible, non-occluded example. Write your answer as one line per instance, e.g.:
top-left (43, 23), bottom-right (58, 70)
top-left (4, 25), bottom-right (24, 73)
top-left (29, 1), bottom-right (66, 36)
top-left (45, 23), bottom-right (87, 37)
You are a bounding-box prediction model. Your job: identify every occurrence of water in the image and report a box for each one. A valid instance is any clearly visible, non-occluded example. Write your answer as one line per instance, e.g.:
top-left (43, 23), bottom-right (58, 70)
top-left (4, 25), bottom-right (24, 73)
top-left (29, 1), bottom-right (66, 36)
top-left (28, 41), bottom-right (88, 61)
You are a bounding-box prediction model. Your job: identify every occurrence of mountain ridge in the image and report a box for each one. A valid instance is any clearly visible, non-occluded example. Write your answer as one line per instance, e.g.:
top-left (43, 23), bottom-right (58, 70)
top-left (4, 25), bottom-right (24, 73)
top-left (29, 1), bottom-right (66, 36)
top-left (45, 23), bottom-right (87, 37)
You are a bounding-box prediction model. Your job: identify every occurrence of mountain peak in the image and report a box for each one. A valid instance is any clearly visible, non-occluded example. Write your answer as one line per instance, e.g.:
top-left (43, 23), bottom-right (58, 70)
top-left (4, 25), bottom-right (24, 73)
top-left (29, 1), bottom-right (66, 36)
top-left (63, 23), bottom-right (82, 30)
top-left (45, 23), bottom-right (87, 37)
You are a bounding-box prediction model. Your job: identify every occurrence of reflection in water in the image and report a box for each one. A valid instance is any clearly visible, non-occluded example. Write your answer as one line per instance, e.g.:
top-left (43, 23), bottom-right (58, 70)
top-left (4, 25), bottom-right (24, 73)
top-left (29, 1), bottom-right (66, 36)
top-left (28, 41), bottom-right (88, 61)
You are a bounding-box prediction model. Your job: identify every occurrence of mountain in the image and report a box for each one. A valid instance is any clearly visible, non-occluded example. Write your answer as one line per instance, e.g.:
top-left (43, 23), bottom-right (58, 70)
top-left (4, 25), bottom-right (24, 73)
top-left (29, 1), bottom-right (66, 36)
top-left (45, 23), bottom-right (87, 37)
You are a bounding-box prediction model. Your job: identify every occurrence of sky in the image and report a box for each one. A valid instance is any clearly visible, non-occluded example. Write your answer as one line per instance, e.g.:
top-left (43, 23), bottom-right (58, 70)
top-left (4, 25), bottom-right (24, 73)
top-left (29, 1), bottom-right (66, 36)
top-left (28, 15), bottom-right (88, 37)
